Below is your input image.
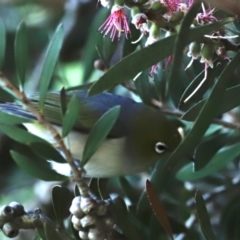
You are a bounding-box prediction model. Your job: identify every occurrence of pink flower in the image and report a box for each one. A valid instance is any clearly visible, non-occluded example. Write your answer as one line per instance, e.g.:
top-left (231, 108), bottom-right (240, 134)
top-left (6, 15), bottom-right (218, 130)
top-left (196, 3), bottom-right (217, 24)
top-left (99, 6), bottom-right (131, 41)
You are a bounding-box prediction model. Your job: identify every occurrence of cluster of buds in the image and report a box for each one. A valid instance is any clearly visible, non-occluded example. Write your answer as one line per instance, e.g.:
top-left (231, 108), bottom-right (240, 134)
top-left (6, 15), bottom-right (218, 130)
top-left (0, 202), bottom-right (24, 238)
top-left (98, 0), bottom-right (239, 100)
top-left (69, 196), bottom-right (117, 240)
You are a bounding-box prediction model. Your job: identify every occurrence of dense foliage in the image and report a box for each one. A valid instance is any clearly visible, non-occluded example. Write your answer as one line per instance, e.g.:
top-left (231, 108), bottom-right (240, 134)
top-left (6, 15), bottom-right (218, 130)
top-left (0, 0), bottom-right (240, 239)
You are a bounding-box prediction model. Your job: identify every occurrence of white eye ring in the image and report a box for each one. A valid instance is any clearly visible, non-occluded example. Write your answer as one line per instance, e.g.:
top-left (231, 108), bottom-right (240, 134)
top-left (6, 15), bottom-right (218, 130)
top-left (155, 142), bottom-right (168, 154)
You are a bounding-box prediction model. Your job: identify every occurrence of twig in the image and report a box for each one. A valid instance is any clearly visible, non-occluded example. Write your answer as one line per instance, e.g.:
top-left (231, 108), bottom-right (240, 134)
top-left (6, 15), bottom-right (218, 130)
top-left (0, 72), bottom-right (89, 197)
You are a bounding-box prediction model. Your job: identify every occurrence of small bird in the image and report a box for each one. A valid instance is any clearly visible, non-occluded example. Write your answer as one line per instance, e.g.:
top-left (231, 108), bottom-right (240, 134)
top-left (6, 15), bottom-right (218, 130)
top-left (0, 91), bottom-right (182, 178)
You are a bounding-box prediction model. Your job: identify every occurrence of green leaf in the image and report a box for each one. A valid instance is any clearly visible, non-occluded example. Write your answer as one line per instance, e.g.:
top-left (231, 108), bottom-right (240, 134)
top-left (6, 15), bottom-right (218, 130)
top-left (81, 105), bottom-right (120, 166)
top-left (43, 222), bottom-right (66, 240)
top-left (39, 24), bottom-right (63, 110)
top-left (0, 123), bottom-right (45, 145)
top-left (119, 177), bottom-right (138, 204)
top-left (111, 196), bottom-right (144, 240)
top-left (82, 8), bottom-right (110, 81)
top-left (15, 21), bottom-right (28, 87)
top-left (176, 142), bottom-right (240, 181)
top-left (0, 19), bottom-right (6, 68)
top-left (62, 94), bottom-right (80, 137)
top-left (158, 50), bottom-right (240, 190)
top-left (195, 191), bottom-right (217, 240)
top-left (146, 180), bottom-right (173, 240)
top-left (135, 70), bottom-right (152, 105)
top-left (0, 110), bottom-right (32, 124)
top-left (52, 185), bottom-right (72, 227)
top-left (182, 84), bottom-right (240, 121)
top-left (36, 229), bottom-right (47, 240)
top-left (166, 1), bottom-right (201, 97)
top-left (30, 142), bottom-right (66, 163)
top-left (11, 150), bottom-right (68, 181)
top-left (194, 132), bottom-right (229, 171)
top-left (88, 17), bottom-right (234, 96)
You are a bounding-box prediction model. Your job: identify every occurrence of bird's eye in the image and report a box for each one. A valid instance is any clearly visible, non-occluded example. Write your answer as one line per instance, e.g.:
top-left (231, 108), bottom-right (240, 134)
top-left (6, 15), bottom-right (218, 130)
top-left (155, 142), bottom-right (168, 154)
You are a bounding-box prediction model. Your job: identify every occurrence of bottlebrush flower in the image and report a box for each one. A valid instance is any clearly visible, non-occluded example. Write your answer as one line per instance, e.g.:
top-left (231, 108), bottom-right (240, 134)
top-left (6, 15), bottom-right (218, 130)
top-left (99, 5), bottom-right (131, 41)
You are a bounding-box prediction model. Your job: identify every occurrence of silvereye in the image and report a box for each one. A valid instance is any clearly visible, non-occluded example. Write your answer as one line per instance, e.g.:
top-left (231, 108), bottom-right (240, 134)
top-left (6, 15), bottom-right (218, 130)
top-left (0, 91), bottom-right (182, 178)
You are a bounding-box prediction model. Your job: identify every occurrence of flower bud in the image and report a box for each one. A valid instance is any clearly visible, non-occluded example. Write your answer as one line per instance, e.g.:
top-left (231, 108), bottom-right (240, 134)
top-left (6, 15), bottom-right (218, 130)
top-left (88, 228), bottom-right (105, 240)
top-left (80, 215), bottom-right (97, 228)
top-left (150, 2), bottom-right (168, 14)
top-left (200, 43), bottom-right (215, 68)
top-left (2, 222), bottom-right (19, 238)
top-left (187, 42), bottom-right (202, 59)
top-left (79, 230), bottom-right (88, 240)
top-left (9, 202), bottom-right (24, 216)
top-left (80, 198), bottom-right (96, 214)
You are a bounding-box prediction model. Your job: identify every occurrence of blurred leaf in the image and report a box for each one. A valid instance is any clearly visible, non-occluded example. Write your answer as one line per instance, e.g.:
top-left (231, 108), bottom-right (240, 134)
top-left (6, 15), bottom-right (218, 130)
top-left (62, 94), bottom-right (80, 137)
top-left (0, 123), bottom-right (45, 145)
top-left (11, 150), bottom-right (68, 181)
top-left (135, 70), bottom-right (152, 105)
top-left (146, 180), bottom-right (173, 240)
top-left (182, 84), bottom-right (240, 121)
top-left (111, 196), bottom-right (144, 240)
top-left (36, 229), bottom-right (47, 240)
top-left (52, 185), bottom-right (72, 227)
top-left (179, 65), bottom-right (220, 109)
top-left (0, 19), bottom-right (6, 68)
top-left (166, 1), bottom-right (201, 98)
top-left (194, 132), bottom-right (229, 170)
top-left (82, 8), bottom-right (110, 81)
top-left (33, 234), bottom-right (42, 240)
top-left (74, 183), bottom-right (80, 197)
top-left (220, 192), bottom-right (240, 240)
top-left (39, 24), bottom-right (63, 110)
top-left (88, 17), bottom-right (234, 96)
top-left (119, 177), bottom-right (138, 204)
top-left (31, 142), bottom-right (66, 163)
top-left (176, 142), bottom-right (240, 181)
top-left (195, 191), bottom-right (217, 240)
top-left (44, 221), bottom-right (66, 240)
top-left (0, 110), bottom-right (31, 124)
top-left (97, 178), bottom-right (109, 200)
top-left (15, 21), bottom-right (28, 87)
top-left (60, 87), bottom-right (67, 116)
top-left (81, 105), bottom-right (120, 166)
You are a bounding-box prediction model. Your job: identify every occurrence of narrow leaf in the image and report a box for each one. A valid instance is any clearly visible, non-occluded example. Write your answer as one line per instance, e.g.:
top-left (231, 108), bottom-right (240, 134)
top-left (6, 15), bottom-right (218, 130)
top-left (81, 105), bottom-right (120, 166)
top-left (88, 18), bottom-right (233, 96)
top-left (44, 221), bottom-right (66, 240)
top-left (166, 1), bottom-right (201, 97)
top-left (146, 180), bottom-right (173, 240)
top-left (0, 110), bottom-right (31, 124)
top-left (11, 150), bottom-right (68, 181)
top-left (30, 142), bottom-right (66, 163)
top-left (0, 19), bottom-right (6, 68)
top-left (15, 21), bottom-right (28, 87)
top-left (39, 24), bottom-right (63, 110)
top-left (176, 142), bottom-right (240, 181)
top-left (52, 185), bottom-right (72, 227)
top-left (0, 123), bottom-right (45, 145)
top-left (183, 84), bottom-right (240, 121)
top-left (195, 191), bottom-right (217, 240)
top-left (158, 50), bottom-right (240, 191)
top-left (62, 94), bottom-right (80, 137)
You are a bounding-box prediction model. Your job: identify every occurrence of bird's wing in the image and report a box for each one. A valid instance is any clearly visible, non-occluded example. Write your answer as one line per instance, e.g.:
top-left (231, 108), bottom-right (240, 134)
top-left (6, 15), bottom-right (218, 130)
top-left (0, 91), bottom-right (137, 138)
